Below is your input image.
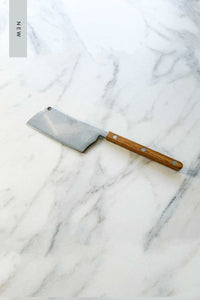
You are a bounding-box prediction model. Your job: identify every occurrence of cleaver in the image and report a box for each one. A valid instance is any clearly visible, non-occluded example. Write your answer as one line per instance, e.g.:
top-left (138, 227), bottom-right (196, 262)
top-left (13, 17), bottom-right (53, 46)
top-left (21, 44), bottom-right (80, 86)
top-left (27, 107), bottom-right (183, 171)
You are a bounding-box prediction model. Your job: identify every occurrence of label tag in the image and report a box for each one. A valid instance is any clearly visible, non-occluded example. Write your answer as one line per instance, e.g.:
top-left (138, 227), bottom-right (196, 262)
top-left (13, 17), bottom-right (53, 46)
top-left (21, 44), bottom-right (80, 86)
top-left (9, 0), bottom-right (27, 57)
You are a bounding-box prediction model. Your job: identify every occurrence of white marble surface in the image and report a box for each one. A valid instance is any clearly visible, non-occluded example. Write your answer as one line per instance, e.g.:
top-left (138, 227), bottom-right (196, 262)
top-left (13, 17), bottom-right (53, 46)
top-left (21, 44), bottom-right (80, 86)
top-left (0, 0), bottom-right (200, 297)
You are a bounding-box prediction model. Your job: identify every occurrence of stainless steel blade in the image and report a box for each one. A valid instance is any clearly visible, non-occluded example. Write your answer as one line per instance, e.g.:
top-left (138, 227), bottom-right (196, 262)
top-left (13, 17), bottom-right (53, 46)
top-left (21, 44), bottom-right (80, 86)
top-left (27, 107), bottom-right (107, 152)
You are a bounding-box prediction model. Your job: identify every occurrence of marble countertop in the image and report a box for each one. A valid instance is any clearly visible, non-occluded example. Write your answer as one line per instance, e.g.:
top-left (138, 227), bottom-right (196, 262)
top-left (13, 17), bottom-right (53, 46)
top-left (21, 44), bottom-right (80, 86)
top-left (0, 0), bottom-right (200, 297)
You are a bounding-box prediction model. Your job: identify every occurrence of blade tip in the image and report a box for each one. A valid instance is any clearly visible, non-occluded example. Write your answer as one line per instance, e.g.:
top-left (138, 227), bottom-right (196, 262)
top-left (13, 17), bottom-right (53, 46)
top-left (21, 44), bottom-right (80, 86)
top-left (26, 118), bottom-right (35, 128)
top-left (26, 119), bottom-right (31, 126)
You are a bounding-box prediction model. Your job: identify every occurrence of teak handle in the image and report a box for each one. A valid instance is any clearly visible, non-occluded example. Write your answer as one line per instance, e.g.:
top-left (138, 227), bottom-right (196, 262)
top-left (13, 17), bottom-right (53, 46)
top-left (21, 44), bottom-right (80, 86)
top-left (106, 131), bottom-right (183, 171)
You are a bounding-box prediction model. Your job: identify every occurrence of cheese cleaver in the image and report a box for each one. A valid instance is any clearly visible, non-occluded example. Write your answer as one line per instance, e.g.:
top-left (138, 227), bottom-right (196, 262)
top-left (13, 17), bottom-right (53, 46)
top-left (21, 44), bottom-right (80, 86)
top-left (27, 107), bottom-right (183, 171)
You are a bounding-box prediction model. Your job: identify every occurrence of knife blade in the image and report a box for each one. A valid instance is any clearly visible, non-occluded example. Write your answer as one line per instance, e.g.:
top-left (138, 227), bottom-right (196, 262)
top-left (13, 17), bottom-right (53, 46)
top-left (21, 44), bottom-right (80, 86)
top-left (27, 107), bottom-right (183, 171)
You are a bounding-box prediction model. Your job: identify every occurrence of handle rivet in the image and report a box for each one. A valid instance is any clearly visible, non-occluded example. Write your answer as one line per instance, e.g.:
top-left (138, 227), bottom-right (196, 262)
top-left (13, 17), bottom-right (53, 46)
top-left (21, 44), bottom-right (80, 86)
top-left (172, 160), bottom-right (177, 165)
top-left (141, 147), bottom-right (146, 152)
top-left (113, 135), bottom-right (117, 140)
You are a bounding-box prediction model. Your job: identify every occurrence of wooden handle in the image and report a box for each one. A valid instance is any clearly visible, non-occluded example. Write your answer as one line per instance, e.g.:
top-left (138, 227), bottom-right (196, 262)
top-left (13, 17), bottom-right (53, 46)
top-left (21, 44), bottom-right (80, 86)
top-left (106, 131), bottom-right (183, 171)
